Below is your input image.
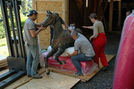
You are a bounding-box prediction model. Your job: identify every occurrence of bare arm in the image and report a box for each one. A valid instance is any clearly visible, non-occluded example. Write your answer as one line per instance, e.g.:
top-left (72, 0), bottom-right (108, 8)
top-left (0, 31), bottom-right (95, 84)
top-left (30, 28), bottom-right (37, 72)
top-left (64, 23), bottom-right (69, 29)
top-left (82, 26), bottom-right (94, 29)
top-left (30, 26), bottom-right (46, 38)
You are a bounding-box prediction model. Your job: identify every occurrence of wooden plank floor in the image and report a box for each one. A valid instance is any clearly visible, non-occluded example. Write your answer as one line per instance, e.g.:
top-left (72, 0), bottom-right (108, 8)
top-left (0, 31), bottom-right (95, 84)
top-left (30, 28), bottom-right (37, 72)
top-left (0, 58), bottom-right (7, 68)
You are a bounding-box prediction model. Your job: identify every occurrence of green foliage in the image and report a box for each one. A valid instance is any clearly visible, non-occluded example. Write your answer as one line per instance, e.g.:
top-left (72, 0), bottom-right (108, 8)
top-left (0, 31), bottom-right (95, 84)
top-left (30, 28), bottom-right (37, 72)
top-left (0, 9), bottom-right (27, 39)
top-left (0, 38), bottom-right (8, 56)
top-left (21, 0), bottom-right (32, 16)
top-left (21, 14), bottom-right (27, 28)
top-left (0, 38), bottom-right (7, 47)
top-left (0, 0), bottom-right (29, 56)
top-left (0, 7), bottom-right (5, 39)
top-left (0, 22), bottom-right (5, 39)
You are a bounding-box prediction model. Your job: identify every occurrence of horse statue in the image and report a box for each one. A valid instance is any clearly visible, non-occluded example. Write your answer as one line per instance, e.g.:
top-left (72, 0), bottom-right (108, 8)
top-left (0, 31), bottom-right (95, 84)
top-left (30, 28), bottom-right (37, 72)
top-left (42, 11), bottom-right (74, 74)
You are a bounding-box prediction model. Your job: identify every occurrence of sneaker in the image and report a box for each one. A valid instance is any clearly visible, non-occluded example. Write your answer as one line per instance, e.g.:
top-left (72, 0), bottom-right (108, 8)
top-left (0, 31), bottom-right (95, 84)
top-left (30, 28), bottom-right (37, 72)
top-left (74, 72), bottom-right (83, 76)
top-left (32, 74), bottom-right (42, 79)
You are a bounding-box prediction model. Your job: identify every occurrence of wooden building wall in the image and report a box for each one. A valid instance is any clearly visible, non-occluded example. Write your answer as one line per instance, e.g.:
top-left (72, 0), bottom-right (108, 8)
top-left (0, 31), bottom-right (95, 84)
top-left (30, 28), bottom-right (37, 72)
top-left (32, 0), bottom-right (69, 49)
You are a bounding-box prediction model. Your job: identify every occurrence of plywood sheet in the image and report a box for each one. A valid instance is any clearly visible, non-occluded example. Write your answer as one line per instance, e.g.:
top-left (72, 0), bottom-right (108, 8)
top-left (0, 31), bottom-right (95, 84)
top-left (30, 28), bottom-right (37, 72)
top-left (16, 72), bottom-right (79, 89)
top-left (5, 68), bottom-right (45, 89)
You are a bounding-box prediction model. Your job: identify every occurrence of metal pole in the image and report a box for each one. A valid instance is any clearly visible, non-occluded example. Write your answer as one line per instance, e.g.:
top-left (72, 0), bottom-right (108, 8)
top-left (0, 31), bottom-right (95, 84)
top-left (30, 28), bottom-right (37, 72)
top-left (15, 0), bottom-right (26, 58)
top-left (12, 0), bottom-right (26, 57)
top-left (8, 2), bottom-right (19, 57)
top-left (12, 0), bottom-right (23, 57)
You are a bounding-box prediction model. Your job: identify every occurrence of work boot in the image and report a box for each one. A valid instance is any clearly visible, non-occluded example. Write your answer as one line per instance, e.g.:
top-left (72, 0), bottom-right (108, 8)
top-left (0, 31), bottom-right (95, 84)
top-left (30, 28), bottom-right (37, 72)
top-left (45, 68), bottom-right (50, 75)
top-left (32, 74), bottom-right (42, 79)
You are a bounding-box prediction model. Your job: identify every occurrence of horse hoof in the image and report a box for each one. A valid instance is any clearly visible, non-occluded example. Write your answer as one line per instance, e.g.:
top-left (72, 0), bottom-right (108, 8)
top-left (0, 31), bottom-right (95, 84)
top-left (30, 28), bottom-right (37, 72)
top-left (60, 60), bottom-right (66, 65)
top-left (45, 69), bottom-right (50, 75)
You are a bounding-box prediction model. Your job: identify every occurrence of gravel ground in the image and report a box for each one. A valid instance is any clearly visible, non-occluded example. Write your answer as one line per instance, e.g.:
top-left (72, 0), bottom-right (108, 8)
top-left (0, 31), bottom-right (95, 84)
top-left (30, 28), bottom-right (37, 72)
top-left (72, 33), bottom-right (121, 89)
top-left (72, 57), bottom-right (115, 89)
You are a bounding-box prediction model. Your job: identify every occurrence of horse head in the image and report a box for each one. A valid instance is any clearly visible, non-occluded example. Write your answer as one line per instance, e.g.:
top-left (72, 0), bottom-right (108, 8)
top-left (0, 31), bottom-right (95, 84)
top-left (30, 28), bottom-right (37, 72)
top-left (42, 11), bottom-right (60, 27)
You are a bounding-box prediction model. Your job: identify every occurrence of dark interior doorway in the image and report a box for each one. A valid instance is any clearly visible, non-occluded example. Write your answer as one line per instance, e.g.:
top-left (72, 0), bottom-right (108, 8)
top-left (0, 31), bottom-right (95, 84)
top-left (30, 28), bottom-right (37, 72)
top-left (121, 0), bottom-right (134, 27)
top-left (69, 0), bottom-right (109, 38)
top-left (105, 0), bottom-right (134, 32)
top-left (69, 0), bottom-right (134, 34)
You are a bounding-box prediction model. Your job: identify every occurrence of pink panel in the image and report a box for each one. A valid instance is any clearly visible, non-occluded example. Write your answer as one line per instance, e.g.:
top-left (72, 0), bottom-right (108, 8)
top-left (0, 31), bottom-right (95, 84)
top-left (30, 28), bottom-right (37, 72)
top-left (113, 14), bottom-right (134, 89)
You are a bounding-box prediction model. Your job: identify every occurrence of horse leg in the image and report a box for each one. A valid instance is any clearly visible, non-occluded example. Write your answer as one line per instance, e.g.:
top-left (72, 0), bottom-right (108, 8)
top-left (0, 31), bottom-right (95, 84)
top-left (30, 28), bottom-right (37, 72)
top-left (45, 48), bottom-right (57, 75)
top-left (54, 48), bottom-right (66, 65)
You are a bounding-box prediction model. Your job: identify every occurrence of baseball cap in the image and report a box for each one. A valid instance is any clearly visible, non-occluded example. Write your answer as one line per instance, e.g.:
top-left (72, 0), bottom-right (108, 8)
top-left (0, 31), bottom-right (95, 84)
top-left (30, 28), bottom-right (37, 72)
top-left (27, 10), bottom-right (38, 17)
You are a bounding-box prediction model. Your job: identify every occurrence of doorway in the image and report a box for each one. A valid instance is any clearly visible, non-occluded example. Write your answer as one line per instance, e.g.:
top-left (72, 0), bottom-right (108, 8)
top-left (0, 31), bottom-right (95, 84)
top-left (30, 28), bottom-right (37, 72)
top-left (69, 0), bottom-right (109, 38)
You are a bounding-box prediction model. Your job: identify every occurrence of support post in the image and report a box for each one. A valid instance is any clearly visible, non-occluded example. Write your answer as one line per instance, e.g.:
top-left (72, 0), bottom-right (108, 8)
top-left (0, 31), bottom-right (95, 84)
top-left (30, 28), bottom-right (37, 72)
top-left (32, 0), bottom-right (36, 10)
top-left (94, 0), bottom-right (97, 12)
top-left (109, 0), bottom-right (114, 32)
top-left (63, 0), bottom-right (69, 25)
top-left (118, 0), bottom-right (121, 29)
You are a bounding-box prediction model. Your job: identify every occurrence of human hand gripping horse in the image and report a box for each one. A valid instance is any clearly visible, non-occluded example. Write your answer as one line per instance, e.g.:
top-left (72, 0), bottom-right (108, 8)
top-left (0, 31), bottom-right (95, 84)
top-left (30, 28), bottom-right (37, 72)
top-left (42, 11), bottom-right (74, 75)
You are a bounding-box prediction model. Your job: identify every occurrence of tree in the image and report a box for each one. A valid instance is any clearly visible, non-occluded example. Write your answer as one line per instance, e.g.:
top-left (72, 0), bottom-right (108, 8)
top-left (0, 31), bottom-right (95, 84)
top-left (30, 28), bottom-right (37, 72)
top-left (0, 7), bottom-right (5, 39)
top-left (21, 0), bottom-right (32, 16)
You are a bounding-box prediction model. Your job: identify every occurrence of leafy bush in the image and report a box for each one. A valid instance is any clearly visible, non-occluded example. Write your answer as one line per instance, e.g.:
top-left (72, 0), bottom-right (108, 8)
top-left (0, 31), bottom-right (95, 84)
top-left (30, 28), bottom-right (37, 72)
top-left (0, 38), bottom-right (7, 47)
top-left (21, 14), bottom-right (27, 28)
top-left (0, 22), bottom-right (5, 39)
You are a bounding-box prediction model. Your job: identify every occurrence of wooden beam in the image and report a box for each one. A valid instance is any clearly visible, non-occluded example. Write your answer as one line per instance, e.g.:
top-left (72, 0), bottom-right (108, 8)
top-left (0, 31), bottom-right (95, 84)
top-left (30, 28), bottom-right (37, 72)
top-left (32, 0), bottom-right (36, 10)
top-left (63, 0), bottom-right (69, 25)
top-left (118, 0), bottom-right (121, 29)
top-left (94, 0), bottom-right (97, 12)
top-left (86, 0), bottom-right (88, 7)
top-left (109, 0), bottom-right (114, 32)
top-left (108, 0), bottom-right (121, 2)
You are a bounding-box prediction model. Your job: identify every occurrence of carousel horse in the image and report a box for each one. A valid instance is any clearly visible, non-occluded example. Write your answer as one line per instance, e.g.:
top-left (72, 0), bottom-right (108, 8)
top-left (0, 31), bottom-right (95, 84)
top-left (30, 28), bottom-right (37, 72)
top-left (42, 11), bottom-right (74, 74)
